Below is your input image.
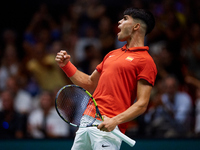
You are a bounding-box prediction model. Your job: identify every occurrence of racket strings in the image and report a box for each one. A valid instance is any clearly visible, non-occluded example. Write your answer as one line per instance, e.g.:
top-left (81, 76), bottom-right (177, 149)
top-left (56, 86), bottom-right (96, 127)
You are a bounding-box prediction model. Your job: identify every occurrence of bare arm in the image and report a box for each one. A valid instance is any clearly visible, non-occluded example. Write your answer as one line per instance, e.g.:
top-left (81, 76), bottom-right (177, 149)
top-left (185, 75), bottom-right (200, 88)
top-left (70, 69), bottom-right (100, 94)
top-left (55, 50), bottom-right (100, 93)
top-left (98, 79), bottom-right (152, 132)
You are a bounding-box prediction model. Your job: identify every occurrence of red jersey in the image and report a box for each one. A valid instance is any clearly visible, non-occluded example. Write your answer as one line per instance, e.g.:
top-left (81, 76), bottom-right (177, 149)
top-left (92, 44), bottom-right (157, 133)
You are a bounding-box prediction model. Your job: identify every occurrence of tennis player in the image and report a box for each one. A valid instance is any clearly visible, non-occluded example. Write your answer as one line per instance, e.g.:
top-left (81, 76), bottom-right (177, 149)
top-left (55, 8), bottom-right (157, 150)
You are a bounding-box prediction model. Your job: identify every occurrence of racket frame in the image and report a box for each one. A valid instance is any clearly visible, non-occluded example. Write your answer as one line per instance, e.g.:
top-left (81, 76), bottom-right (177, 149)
top-left (55, 84), bottom-right (136, 147)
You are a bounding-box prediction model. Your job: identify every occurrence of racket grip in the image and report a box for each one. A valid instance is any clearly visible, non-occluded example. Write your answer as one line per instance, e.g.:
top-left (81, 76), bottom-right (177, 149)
top-left (111, 129), bottom-right (136, 147)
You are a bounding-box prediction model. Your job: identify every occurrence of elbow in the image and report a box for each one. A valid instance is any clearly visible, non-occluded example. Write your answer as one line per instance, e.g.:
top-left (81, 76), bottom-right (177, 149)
top-left (87, 77), bottom-right (97, 93)
top-left (84, 83), bottom-right (96, 94)
top-left (143, 106), bottom-right (148, 114)
top-left (136, 99), bottom-right (149, 115)
top-left (137, 105), bottom-right (148, 115)
top-left (141, 106), bottom-right (147, 114)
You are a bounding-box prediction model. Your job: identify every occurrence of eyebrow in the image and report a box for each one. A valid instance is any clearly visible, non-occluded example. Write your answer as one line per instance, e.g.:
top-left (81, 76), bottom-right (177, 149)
top-left (123, 15), bottom-right (129, 19)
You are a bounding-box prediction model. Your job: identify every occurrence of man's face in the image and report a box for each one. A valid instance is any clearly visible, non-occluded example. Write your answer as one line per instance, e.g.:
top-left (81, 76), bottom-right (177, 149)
top-left (40, 93), bottom-right (52, 110)
top-left (1, 91), bottom-right (14, 110)
top-left (117, 15), bottom-right (135, 41)
top-left (165, 78), bottom-right (177, 96)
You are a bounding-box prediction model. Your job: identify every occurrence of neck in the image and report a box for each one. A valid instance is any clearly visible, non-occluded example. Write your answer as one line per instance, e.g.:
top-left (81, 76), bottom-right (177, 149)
top-left (43, 108), bottom-right (51, 116)
top-left (168, 94), bottom-right (175, 103)
top-left (126, 32), bottom-right (145, 48)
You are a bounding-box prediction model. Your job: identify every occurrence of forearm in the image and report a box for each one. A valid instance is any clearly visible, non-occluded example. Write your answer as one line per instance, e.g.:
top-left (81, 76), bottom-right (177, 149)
top-left (69, 70), bottom-right (96, 93)
top-left (56, 51), bottom-right (100, 94)
top-left (98, 101), bottom-right (148, 132)
top-left (60, 61), bottom-right (99, 93)
top-left (113, 79), bottom-right (152, 125)
top-left (113, 102), bottom-right (147, 125)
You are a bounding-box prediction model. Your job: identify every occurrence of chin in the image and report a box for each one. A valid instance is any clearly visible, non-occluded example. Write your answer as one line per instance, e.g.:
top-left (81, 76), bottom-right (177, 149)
top-left (117, 33), bottom-right (127, 42)
top-left (118, 37), bottom-right (126, 42)
top-left (118, 39), bottom-right (125, 42)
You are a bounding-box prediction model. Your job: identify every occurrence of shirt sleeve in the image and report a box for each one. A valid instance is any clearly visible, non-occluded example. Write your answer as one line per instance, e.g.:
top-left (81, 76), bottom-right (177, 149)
top-left (137, 57), bottom-right (157, 86)
top-left (96, 61), bottom-right (103, 73)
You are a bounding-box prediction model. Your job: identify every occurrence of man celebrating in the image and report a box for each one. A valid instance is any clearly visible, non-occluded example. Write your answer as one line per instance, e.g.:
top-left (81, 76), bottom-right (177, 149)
top-left (55, 8), bottom-right (157, 150)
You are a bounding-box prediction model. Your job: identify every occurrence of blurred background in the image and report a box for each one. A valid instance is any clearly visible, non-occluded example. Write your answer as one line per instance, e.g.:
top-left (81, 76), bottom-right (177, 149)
top-left (0, 0), bottom-right (200, 149)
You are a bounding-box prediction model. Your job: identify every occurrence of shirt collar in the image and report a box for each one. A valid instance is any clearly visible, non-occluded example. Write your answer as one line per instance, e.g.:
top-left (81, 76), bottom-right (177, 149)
top-left (121, 44), bottom-right (149, 51)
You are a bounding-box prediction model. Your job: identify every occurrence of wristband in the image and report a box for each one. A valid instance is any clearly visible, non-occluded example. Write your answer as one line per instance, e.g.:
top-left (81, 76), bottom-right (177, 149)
top-left (61, 61), bottom-right (77, 77)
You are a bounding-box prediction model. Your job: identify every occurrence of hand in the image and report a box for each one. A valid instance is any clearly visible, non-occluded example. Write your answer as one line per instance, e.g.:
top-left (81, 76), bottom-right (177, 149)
top-left (97, 115), bottom-right (117, 132)
top-left (55, 50), bottom-right (71, 67)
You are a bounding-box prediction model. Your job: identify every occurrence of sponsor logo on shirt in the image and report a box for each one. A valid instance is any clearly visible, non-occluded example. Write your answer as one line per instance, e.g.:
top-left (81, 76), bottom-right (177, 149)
top-left (102, 144), bottom-right (110, 147)
top-left (125, 56), bottom-right (134, 61)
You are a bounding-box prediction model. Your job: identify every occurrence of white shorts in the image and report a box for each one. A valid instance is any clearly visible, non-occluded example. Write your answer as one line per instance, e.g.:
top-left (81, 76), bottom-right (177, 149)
top-left (71, 115), bottom-right (122, 150)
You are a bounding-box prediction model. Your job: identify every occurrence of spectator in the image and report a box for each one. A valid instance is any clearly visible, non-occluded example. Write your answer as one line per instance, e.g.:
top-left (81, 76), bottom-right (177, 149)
top-left (144, 78), bottom-right (166, 137)
top-left (0, 44), bottom-right (21, 90)
top-left (78, 44), bottom-right (101, 74)
top-left (85, 0), bottom-right (106, 20)
top-left (162, 75), bottom-right (192, 137)
top-left (0, 76), bottom-right (33, 115)
top-left (60, 31), bottom-right (78, 64)
top-left (184, 75), bottom-right (200, 137)
top-left (74, 25), bottom-right (101, 65)
top-left (145, 75), bottom-right (192, 138)
top-left (26, 42), bottom-right (67, 91)
top-left (0, 89), bottom-right (26, 139)
top-left (27, 91), bottom-right (69, 138)
top-left (23, 3), bottom-right (60, 59)
top-left (180, 22), bottom-right (200, 79)
top-left (98, 16), bottom-right (115, 57)
top-left (195, 88), bottom-right (200, 137)
top-left (1, 0), bottom-right (200, 139)
top-left (149, 41), bottom-right (170, 80)
top-left (1, 29), bottom-right (17, 48)
top-left (74, 0), bottom-right (106, 36)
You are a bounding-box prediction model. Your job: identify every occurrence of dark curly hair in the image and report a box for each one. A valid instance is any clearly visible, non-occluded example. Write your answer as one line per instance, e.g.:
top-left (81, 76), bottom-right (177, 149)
top-left (123, 8), bottom-right (155, 35)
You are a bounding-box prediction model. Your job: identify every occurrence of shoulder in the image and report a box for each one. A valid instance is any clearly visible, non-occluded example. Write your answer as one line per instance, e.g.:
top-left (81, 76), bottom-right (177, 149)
top-left (18, 90), bottom-right (31, 96)
top-left (140, 52), bottom-right (157, 70)
top-left (106, 48), bottom-right (121, 56)
top-left (176, 92), bottom-right (192, 102)
top-left (16, 90), bottom-right (32, 100)
top-left (136, 51), bottom-right (157, 72)
top-left (140, 51), bottom-right (156, 63)
top-left (102, 48), bottom-right (122, 61)
top-left (29, 109), bottom-right (42, 117)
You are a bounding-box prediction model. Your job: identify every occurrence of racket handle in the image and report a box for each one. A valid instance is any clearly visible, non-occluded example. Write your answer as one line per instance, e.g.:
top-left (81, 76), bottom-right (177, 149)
top-left (111, 129), bottom-right (136, 147)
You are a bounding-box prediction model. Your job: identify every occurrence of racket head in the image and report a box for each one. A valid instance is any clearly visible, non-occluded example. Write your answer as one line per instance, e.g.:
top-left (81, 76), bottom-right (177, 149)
top-left (55, 85), bottom-right (103, 128)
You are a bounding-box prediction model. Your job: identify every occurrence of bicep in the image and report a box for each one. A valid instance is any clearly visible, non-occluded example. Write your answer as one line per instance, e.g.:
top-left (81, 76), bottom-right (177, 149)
top-left (136, 79), bottom-right (153, 109)
top-left (89, 69), bottom-right (101, 93)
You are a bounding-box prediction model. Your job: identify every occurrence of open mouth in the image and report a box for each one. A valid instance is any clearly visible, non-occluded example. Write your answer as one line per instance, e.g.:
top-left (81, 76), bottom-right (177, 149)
top-left (117, 26), bottom-right (121, 35)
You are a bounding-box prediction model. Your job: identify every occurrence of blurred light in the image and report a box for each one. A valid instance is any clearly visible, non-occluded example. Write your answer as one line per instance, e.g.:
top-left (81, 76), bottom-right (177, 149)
top-left (3, 121), bottom-right (9, 129)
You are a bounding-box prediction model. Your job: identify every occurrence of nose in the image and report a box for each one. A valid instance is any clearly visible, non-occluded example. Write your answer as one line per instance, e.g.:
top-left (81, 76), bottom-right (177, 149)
top-left (118, 19), bottom-right (123, 24)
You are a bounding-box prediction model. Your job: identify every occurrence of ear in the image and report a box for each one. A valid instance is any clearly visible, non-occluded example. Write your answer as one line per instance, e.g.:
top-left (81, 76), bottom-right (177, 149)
top-left (133, 23), bottom-right (140, 31)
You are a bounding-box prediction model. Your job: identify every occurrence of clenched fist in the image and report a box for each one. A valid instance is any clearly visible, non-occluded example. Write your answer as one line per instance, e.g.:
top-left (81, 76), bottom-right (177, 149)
top-left (55, 50), bottom-right (71, 67)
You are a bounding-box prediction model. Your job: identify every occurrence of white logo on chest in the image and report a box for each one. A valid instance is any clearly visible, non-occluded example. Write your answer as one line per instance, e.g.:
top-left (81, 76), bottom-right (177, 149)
top-left (109, 55), bottom-right (115, 58)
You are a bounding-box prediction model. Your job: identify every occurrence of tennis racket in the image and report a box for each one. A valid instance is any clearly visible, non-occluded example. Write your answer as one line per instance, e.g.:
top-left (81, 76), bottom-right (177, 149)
top-left (55, 84), bottom-right (136, 147)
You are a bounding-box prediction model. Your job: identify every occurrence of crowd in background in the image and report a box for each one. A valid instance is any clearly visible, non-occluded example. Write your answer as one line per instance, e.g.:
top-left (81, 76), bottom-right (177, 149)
top-left (0, 0), bottom-right (200, 139)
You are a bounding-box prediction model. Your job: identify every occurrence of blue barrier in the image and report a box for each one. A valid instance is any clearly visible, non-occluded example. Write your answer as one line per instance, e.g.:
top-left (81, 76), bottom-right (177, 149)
top-left (0, 139), bottom-right (199, 150)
